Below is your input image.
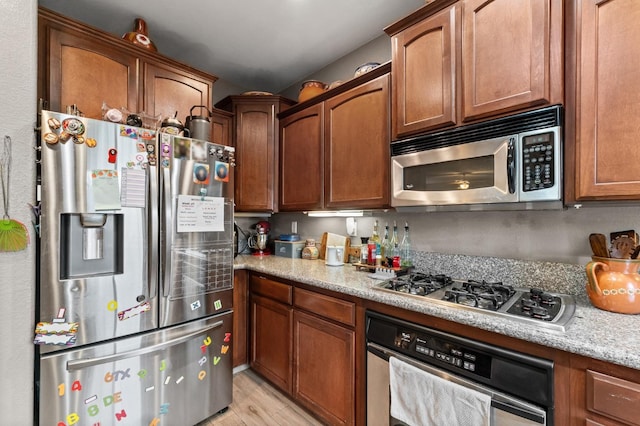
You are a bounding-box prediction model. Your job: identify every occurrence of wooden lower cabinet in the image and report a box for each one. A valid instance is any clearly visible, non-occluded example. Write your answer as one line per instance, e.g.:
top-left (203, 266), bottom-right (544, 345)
top-left (293, 309), bottom-right (356, 425)
top-left (232, 270), bottom-right (248, 368)
top-left (570, 354), bottom-right (640, 426)
top-left (250, 293), bottom-right (293, 393)
top-left (249, 274), bottom-right (359, 424)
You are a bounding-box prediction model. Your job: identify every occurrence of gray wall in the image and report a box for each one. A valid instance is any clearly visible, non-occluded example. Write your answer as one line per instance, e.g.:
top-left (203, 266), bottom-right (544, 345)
top-left (0, 0), bottom-right (37, 423)
top-left (268, 206), bottom-right (639, 266)
top-left (279, 34), bottom-right (392, 100)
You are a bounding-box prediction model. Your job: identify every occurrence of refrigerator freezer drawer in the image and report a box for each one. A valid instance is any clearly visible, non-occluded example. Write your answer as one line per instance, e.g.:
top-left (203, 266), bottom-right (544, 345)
top-left (38, 313), bottom-right (233, 425)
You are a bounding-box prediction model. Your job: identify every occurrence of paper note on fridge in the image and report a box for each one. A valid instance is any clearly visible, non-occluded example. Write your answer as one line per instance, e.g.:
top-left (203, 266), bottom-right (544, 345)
top-left (176, 195), bottom-right (224, 233)
top-left (91, 169), bottom-right (121, 210)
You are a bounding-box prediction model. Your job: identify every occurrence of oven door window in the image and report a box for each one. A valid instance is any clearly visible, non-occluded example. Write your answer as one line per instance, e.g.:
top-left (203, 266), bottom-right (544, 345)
top-left (403, 156), bottom-right (494, 191)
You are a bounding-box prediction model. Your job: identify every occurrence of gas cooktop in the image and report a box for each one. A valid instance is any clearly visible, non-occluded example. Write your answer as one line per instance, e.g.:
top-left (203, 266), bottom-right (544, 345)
top-left (375, 272), bottom-right (576, 332)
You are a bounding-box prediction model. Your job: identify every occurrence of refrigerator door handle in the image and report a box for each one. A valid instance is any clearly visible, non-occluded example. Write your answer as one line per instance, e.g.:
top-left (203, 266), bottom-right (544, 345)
top-left (161, 166), bottom-right (172, 297)
top-left (66, 320), bottom-right (224, 371)
top-left (148, 164), bottom-right (158, 300)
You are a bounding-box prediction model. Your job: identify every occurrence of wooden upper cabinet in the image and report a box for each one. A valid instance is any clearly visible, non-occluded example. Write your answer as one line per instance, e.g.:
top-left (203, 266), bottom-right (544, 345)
top-left (210, 108), bottom-right (233, 146)
top-left (143, 62), bottom-right (213, 122)
top-left (216, 96), bottom-right (296, 212)
top-left (391, 4), bottom-right (458, 138)
top-left (41, 23), bottom-right (139, 119)
top-left (38, 7), bottom-right (217, 124)
top-left (279, 103), bottom-right (324, 211)
top-left (386, 0), bottom-right (562, 138)
top-left (571, 0), bottom-right (640, 201)
top-left (461, 0), bottom-right (558, 121)
top-left (325, 74), bottom-right (390, 209)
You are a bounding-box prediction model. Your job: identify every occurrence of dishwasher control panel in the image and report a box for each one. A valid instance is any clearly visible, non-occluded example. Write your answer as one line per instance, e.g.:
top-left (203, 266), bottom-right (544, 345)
top-left (395, 329), bottom-right (492, 380)
top-left (366, 310), bottom-right (554, 407)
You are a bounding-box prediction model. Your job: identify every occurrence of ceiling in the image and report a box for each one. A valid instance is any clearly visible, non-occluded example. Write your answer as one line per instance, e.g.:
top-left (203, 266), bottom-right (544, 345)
top-left (38, 0), bottom-right (425, 94)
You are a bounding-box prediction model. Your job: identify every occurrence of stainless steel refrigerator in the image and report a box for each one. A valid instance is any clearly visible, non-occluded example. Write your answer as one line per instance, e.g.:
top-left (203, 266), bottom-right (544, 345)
top-left (35, 110), bottom-right (235, 425)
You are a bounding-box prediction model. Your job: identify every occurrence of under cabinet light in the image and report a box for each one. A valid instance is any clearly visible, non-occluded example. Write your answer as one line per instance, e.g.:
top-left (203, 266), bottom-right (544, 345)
top-left (305, 210), bottom-right (365, 218)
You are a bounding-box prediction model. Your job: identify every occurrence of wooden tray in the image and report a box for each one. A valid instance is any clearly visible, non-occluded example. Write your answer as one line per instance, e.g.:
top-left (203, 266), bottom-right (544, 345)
top-left (352, 263), bottom-right (413, 276)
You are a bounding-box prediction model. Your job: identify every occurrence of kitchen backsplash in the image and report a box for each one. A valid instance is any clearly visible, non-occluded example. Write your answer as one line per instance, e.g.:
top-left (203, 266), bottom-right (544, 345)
top-left (409, 251), bottom-right (588, 302)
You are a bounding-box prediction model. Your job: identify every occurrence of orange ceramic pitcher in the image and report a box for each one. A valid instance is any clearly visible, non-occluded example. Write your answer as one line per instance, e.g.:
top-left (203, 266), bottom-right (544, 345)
top-left (586, 256), bottom-right (640, 314)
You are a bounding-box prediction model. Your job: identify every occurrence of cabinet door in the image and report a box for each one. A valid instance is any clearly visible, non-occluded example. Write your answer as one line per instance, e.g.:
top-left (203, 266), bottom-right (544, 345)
top-left (293, 310), bottom-right (355, 426)
top-left (211, 108), bottom-right (233, 146)
top-left (233, 102), bottom-right (278, 211)
top-left (324, 74), bottom-right (390, 209)
top-left (574, 0), bottom-right (640, 200)
top-left (44, 26), bottom-right (139, 119)
top-left (461, 0), bottom-right (557, 121)
top-left (279, 103), bottom-right (323, 211)
top-left (143, 62), bottom-right (213, 122)
top-left (391, 4), bottom-right (458, 138)
top-left (232, 270), bottom-right (248, 368)
top-left (250, 294), bottom-right (293, 394)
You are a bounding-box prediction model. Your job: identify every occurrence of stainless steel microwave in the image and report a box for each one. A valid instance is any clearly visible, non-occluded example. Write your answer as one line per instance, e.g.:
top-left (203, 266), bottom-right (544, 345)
top-left (391, 106), bottom-right (563, 211)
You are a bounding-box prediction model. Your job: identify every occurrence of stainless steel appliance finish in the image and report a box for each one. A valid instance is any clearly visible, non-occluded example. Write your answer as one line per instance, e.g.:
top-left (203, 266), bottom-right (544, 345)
top-left (391, 106), bottom-right (563, 211)
top-left (374, 272), bottom-right (576, 332)
top-left (159, 131), bottom-right (234, 328)
top-left (37, 111), bottom-right (235, 424)
top-left (366, 311), bottom-right (553, 426)
top-left (39, 314), bottom-right (232, 425)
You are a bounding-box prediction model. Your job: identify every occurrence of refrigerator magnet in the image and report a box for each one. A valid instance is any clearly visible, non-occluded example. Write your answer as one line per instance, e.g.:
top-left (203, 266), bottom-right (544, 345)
top-left (193, 163), bottom-right (210, 184)
top-left (191, 140), bottom-right (207, 161)
top-left (108, 148), bottom-right (118, 163)
top-left (34, 321), bottom-right (79, 346)
top-left (117, 301), bottom-right (151, 321)
top-left (161, 143), bottom-right (172, 158)
top-left (119, 125), bottom-right (139, 139)
top-left (214, 299), bottom-right (222, 310)
top-left (214, 161), bottom-right (229, 182)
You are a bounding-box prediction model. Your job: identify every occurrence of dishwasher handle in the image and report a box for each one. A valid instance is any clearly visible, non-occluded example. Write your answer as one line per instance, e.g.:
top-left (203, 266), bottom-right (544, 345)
top-left (367, 343), bottom-right (547, 425)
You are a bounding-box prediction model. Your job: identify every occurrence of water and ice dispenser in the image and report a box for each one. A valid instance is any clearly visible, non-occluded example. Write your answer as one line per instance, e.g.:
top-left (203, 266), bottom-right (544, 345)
top-left (59, 213), bottom-right (124, 279)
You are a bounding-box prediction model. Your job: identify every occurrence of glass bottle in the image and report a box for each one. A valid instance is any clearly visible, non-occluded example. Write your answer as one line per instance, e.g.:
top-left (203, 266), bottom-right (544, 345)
top-left (381, 223), bottom-right (390, 262)
top-left (368, 220), bottom-right (381, 266)
top-left (390, 221), bottom-right (399, 262)
top-left (399, 221), bottom-right (412, 267)
top-left (360, 236), bottom-right (369, 264)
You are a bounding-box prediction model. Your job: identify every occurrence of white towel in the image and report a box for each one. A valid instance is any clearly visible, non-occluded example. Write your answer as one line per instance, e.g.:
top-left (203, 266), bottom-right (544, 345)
top-left (389, 356), bottom-right (491, 426)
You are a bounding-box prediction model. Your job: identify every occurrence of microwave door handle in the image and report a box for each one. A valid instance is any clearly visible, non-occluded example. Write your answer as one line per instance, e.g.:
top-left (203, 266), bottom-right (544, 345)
top-left (507, 137), bottom-right (516, 194)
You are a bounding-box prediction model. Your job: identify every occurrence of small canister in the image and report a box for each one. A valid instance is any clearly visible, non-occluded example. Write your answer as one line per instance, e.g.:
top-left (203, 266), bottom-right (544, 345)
top-left (302, 239), bottom-right (319, 260)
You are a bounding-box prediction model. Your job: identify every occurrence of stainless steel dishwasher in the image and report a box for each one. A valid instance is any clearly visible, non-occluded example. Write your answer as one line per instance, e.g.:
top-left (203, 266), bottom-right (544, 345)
top-left (366, 311), bottom-right (554, 426)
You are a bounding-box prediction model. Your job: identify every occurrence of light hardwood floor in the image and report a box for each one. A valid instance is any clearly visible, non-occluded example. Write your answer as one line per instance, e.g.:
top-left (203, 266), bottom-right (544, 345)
top-left (197, 368), bottom-right (324, 426)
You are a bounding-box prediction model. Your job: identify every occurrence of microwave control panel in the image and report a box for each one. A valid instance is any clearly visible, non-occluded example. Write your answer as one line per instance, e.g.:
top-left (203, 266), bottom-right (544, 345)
top-left (521, 131), bottom-right (555, 192)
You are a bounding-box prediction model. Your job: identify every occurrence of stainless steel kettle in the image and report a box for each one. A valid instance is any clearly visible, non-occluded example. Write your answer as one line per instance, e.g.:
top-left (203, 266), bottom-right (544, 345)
top-left (185, 105), bottom-right (212, 141)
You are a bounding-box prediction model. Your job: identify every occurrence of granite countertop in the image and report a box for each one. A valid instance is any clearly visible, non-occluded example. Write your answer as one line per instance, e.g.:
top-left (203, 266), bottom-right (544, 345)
top-left (234, 255), bottom-right (640, 370)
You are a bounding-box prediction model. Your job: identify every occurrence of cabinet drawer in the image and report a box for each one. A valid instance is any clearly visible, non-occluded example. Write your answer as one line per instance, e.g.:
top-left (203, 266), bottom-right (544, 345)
top-left (587, 370), bottom-right (640, 425)
top-left (294, 287), bottom-right (355, 327)
top-left (250, 274), bottom-right (292, 305)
